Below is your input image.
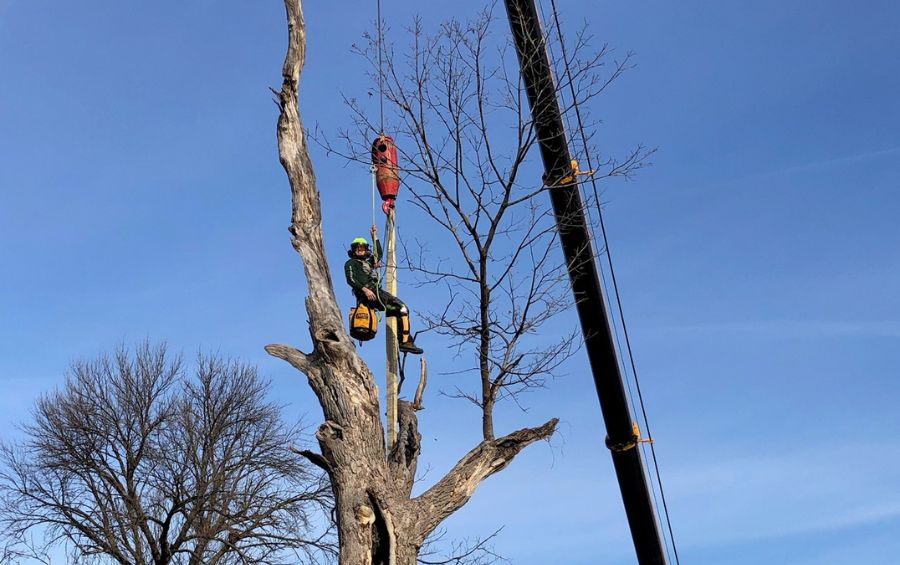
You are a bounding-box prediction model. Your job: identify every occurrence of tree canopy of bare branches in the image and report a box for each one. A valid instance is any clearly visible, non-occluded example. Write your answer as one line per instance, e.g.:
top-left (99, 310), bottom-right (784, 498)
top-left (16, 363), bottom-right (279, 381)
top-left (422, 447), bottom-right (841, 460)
top-left (0, 343), bottom-right (333, 565)
top-left (342, 10), bottom-right (579, 440)
top-left (329, 8), bottom-right (652, 439)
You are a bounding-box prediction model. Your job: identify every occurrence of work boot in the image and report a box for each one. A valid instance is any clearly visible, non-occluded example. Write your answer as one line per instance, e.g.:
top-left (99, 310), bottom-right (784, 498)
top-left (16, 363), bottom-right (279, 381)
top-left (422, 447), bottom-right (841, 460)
top-left (399, 339), bottom-right (424, 355)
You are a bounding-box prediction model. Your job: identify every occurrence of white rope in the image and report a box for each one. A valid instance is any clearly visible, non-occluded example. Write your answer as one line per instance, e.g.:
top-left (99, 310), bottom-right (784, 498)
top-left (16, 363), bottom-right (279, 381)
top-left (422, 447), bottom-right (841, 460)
top-left (371, 164), bottom-right (377, 232)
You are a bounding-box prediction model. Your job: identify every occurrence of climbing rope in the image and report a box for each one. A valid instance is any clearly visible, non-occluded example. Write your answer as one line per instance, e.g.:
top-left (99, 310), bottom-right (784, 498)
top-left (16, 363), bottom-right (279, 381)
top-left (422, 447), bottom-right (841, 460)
top-left (363, 166), bottom-right (399, 324)
top-left (544, 2), bottom-right (681, 563)
top-left (371, 164), bottom-right (378, 231)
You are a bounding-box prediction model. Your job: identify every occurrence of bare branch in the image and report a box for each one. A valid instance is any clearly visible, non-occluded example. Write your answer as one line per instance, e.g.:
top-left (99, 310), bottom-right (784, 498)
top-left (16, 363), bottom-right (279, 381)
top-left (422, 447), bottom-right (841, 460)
top-left (411, 418), bottom-right (558, 541)
top-left (419, 527), bottom-right (507, 565)
top-left (413, 358), bottom-right (427, 410)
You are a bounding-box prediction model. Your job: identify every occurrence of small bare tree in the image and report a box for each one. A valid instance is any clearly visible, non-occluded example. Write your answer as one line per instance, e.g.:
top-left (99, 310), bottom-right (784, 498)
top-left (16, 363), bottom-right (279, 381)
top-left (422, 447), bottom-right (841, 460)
top-left (267, 1), bottom-right (650, 564)
top-left (0, 343), bottom-right (333, 565)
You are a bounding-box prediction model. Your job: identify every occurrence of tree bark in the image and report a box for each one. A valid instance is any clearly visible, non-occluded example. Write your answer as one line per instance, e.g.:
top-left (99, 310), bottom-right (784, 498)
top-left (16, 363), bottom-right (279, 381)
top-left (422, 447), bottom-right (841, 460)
top-left (267, 2), bottom-right (557, 563)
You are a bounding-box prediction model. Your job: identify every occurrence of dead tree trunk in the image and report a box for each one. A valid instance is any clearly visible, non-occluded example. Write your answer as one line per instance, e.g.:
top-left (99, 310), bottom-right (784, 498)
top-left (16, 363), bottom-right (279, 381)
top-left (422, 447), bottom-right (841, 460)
top-left (266, 1), bottom-right (556, 563)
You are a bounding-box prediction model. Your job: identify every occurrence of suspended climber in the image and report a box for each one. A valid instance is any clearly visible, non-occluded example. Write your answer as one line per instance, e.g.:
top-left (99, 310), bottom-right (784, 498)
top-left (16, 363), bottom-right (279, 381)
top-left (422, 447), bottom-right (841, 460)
top-left (344, 133), bottom-right (423, 355)
top-left (345, 224), bottom-right (423, 355)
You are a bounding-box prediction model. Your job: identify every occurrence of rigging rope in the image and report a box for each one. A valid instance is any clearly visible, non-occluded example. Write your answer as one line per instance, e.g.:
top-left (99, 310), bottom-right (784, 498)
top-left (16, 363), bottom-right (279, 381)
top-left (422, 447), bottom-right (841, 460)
top-left (544, 2), bottom-right (681, 563)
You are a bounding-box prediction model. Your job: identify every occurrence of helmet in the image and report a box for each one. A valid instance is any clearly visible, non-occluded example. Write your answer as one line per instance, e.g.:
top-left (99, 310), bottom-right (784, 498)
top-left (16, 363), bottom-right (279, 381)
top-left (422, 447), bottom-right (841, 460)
top-left (347, 237), bottom-right (369, 257)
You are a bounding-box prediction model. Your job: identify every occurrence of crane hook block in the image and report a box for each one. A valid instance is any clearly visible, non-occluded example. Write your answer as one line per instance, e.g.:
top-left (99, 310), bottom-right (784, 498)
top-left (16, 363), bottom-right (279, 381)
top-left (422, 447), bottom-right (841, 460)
top-left (371, 134), bottom-right (400, 214)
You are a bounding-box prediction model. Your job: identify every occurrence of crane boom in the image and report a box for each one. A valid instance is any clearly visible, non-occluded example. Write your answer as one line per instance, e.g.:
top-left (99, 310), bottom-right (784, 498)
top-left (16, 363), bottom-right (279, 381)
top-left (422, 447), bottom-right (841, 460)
top-left (501, 1), bottom-right (667, 562)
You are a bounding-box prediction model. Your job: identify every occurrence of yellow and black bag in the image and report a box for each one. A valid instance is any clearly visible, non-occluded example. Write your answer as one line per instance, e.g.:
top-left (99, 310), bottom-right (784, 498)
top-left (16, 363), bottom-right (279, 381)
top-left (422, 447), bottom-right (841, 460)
top-left (349, 303), bottom-right (378, 341)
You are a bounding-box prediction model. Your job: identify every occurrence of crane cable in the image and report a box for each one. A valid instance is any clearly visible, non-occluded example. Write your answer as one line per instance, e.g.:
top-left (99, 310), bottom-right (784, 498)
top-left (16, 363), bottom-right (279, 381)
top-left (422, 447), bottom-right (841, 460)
top-left (376, 0), bottom-right (385, 134)
top-left (373, 2), bottom-right (414, 353)
top-left (366, 0), bottom-right (389, 321)
top-left (543, 2), bottom-right (681, 563)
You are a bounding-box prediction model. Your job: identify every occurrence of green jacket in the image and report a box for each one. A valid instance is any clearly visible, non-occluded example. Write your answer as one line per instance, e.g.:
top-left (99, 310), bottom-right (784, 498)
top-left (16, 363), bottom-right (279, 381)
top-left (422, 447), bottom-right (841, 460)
top-left (344, 240), bottom-right (383, 292)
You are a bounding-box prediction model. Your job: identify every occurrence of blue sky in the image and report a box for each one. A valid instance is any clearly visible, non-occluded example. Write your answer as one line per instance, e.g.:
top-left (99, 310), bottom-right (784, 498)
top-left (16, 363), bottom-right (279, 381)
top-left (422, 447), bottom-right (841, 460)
top-left (2, 1), bottom-right (899, 563)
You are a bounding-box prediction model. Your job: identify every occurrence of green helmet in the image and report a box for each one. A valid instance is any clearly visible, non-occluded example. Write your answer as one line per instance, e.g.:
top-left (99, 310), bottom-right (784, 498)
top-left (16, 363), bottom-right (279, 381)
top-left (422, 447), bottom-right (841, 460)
top-left (348, 237), bottom-right (369, 253)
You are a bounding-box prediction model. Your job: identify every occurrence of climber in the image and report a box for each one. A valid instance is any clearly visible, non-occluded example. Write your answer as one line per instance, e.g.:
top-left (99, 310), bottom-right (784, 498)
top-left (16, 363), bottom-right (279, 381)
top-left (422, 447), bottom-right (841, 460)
top-left (344, 224), bottom-right (424, 355)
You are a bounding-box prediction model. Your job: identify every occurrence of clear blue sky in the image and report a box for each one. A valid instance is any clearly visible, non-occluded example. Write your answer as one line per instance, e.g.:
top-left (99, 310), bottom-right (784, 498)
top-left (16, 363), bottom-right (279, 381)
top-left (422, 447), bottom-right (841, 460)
top-left (2, 1), bottom-right (899, 563)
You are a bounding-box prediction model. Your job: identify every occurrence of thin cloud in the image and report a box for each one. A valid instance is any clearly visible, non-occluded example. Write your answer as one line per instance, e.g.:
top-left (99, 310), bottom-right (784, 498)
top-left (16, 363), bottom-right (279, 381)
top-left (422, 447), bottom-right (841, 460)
top-left (746, 145), bottom-right (900, 181)
top-left (664, 442), bottom-right (900, 549)
top-left (650, 319), bottom-right (900, 339)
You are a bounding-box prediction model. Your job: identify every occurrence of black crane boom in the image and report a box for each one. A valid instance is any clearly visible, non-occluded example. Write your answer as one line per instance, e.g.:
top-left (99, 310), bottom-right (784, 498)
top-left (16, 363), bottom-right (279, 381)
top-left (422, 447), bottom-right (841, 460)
top-left (502, 1), bottom-right (667, 562)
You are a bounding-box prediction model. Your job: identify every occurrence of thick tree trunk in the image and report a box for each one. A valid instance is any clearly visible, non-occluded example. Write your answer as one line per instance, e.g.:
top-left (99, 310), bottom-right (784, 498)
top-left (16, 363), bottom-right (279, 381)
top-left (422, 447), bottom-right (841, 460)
top-left (267, 2), bottom-right (557, 563)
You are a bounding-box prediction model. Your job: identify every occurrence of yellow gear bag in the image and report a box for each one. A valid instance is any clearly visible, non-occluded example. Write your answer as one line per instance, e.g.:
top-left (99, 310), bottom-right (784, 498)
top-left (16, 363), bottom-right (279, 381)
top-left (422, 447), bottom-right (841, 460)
top-left (349, 303), bottom-right (378, 341)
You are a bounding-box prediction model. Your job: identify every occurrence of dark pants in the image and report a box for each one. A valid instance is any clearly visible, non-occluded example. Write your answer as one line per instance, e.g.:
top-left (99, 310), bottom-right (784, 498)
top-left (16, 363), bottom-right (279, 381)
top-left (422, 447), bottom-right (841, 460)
top-left (354, 287), bottom-right (413, 344)
top-left (354, 288), bottom-right (407, 317)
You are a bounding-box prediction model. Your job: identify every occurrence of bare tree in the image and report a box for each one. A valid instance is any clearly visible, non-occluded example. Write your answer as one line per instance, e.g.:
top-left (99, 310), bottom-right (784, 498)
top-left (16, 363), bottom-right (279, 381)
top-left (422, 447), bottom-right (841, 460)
top-left (327, 6), bottom-right (654, 440)
top-left (341, 10), bottom-right (577, 439)
top-left (267, 1), bottom-right (650, 563)
top-left (0, 343), bottom-right (333, 565)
